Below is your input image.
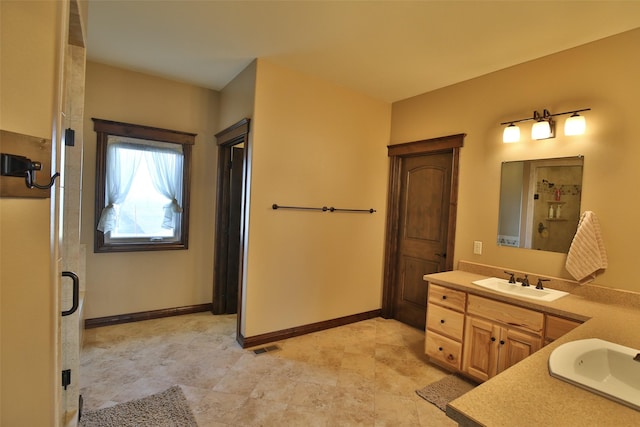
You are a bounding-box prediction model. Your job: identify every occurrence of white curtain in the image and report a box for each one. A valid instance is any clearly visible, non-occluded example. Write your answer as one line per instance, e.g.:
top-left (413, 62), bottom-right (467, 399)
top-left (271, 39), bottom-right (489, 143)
top-left (97, 143), bottom-right (143, 233)
top-left (146, 149), bottom-right (183, 229)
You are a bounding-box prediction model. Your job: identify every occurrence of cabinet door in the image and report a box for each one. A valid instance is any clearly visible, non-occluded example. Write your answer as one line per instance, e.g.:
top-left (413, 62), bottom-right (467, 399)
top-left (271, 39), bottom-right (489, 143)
top-left (497, 328), bottom-right (542, 374)
top-left (463, 316), bottom-right (500, 382)
top-left (545, 315), bottom-right (582, 344)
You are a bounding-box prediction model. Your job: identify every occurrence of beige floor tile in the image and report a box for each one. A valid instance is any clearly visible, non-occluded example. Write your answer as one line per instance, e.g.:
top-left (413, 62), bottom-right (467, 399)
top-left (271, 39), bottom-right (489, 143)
top-left (341, 352), bottom-right (377, 379)
top-left (278, 403), bottom-right (331, 427)
top-left (212, 368), bottom-right (263, 395)
top-left (192, 389), bottom-right (248, 425)
top-left (327, 410), bottom-right (375, 427)
top-left (226, 397), bottom-right (287, 426)
top-left (249, 374), bottom-right (298, 403)
top-left (374, 393), bottom-right (420, 427)
top-left (288, 381), bottom-right (336, 410)
top-left (414, 393), bottom-right (458, 427)
top-left (80, 312), bottom-right (464, 426)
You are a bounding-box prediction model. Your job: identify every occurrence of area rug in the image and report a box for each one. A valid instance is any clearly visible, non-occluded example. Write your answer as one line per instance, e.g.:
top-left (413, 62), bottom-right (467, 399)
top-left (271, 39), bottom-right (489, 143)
top-left (79, 385), bottom-right (198, 427)
top-left (416, 375), bottom-right (477, 412)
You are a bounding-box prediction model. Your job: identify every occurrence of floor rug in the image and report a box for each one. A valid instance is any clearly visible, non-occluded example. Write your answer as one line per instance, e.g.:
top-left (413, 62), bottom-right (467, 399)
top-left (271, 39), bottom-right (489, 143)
top-left (79, 385), bottom-right (197, 427)
top-left (416, 375), bottom-right (477, 412)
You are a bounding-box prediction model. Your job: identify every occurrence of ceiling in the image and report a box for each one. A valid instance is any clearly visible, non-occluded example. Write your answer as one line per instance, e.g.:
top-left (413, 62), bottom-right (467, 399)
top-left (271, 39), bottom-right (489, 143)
top-left (87, 1), bottom-right (640, 103)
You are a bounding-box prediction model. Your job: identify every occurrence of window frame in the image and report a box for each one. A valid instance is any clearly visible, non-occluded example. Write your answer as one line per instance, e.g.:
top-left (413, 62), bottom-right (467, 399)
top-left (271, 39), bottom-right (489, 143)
top-left (92, 118), bottom-right (195, 253)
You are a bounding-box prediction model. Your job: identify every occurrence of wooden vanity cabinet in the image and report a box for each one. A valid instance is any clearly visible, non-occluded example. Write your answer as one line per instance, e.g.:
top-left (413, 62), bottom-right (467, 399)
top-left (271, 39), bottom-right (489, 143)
top-left (544, 315), bottom-right (582, 345)
top-left (425, 284), bottom-right (467, 370)
top-left (425, 281), bottom-right (583, 384)
top-left (463, 315), bottom-right (542, 382)
top-left (463, 295), bottom-right (543, 382)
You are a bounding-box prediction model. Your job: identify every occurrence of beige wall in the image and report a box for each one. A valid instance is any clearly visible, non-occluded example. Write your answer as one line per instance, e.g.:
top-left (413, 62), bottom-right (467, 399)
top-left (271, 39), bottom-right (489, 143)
top-left (219, 60), bottom-right (256, 130)
top-left (391, 28), bottom-right (640, 292)
top-left (82, 62), bottom-right (220, 318)
top-left (241, 59), bottom-right (391, 337)
top-left (0, 1), bottom-right (61, 425)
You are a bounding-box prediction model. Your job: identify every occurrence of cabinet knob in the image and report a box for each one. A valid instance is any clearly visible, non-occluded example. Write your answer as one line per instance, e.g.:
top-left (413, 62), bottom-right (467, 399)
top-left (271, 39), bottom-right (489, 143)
top-left (438, 346), bottom-right (443, 351)
top-left (447, 354), bottom-right (454, 361)
top-left (500, 340), bottom-right (505, 345)
top-left (442, 295), bottom-right (447, 300)
top-left (440, 319), bottom-right (445, 324)
top-left (491, 337), bottom-right (496, 342)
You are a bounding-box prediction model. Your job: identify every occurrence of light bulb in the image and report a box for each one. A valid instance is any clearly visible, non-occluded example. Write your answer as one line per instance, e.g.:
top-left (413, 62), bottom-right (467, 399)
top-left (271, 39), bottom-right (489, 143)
top-left (503, 124), bottom-right (520, 143)
top-left (564, 113), bottom-right (586, 136)
top-left (532, 120), bottom-right (552, 140)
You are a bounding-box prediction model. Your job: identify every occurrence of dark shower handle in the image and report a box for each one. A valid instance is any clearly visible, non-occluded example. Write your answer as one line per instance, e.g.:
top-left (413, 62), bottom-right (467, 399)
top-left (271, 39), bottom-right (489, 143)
top-left (61, 271), bottom-right (79, 317)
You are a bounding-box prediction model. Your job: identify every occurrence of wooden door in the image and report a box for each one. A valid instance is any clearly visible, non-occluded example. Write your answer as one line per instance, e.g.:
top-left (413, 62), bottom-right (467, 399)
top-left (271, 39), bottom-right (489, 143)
top-left (463, 316), bottom-right (499, 382)
top-left (224, 146), bottom-right (244, 314)
top-left (497, 328), bottom-right (542, 374)
top-left (392, 152), bottom-right (453, 329)
top-left (213, 118), bottom-right (250, 339)
top-left (382, 134), bottom-right (463, 330)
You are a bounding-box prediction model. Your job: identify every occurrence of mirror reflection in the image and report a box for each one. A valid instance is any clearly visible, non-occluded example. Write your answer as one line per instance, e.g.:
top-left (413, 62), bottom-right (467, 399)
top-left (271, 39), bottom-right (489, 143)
top-left (498, 156), bottom-right (583, 253)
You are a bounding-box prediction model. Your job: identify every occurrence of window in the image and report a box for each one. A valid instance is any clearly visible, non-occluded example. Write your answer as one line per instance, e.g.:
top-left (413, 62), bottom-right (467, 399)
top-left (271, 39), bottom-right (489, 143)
top-left (93, 119), bottom-right (195, 252)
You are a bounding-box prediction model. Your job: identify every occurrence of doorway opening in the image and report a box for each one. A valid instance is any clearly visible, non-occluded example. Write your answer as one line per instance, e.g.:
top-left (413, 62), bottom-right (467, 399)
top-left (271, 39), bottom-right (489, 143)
top-left (381, 134), bottom-right (464, 330)
top-left (213, 118), bottom-right (250, 344)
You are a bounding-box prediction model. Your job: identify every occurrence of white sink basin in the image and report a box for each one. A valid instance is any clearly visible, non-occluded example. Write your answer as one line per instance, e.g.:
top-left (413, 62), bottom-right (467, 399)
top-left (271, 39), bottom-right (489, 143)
top-left (548, 338), bottom-right (640, 411)
top-left (471, 277), bottom-right (569, 302)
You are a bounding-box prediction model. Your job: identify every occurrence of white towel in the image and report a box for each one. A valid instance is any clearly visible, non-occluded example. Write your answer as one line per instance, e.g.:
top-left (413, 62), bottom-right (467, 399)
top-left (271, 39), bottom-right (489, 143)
top-left (565, 211), bottom-right (608, 283)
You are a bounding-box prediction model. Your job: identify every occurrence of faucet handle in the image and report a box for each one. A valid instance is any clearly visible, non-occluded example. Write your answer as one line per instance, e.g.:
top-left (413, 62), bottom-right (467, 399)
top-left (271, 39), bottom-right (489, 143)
top-left (504, 271), bottom-right (516, 284)
top-left (536, 278), bottom-right (550, 290)
top-left (516, 274), bottom-right (530, 287)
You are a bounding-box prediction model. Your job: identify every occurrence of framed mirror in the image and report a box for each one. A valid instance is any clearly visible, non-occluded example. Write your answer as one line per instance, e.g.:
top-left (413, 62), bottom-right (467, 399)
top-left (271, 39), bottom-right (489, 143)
top-left (497, 156), bottom-right (583, 253)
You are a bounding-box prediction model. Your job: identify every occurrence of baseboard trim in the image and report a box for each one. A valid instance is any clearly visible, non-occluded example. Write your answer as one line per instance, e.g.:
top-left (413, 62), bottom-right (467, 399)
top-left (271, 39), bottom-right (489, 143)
top-left (84, 303), bottom-right (213, 329)
top-left (237, 309), bottom-right (381, 348)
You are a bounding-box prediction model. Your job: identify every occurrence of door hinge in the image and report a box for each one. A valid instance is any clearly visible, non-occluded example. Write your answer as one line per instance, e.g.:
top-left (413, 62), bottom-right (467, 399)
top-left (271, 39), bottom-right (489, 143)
top-left (62, 369), bottom-right (71, 390)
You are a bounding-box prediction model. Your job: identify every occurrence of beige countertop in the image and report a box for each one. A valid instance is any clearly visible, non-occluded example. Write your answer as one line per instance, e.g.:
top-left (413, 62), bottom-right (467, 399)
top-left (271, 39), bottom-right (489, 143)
top-left (423, 270), bottom-right (640, 427)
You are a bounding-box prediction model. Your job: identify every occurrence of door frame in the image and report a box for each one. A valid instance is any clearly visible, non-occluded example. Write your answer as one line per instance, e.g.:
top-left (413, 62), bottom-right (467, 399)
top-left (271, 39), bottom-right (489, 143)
top-left (381, 133), bottom-right (465, 319)
top-left (213, 119), bottom-right (250, 340)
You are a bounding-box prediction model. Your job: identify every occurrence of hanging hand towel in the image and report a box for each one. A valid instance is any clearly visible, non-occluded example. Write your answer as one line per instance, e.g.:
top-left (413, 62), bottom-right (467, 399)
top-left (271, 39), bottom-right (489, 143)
top-left (565, 211), bottom-right (608, 282)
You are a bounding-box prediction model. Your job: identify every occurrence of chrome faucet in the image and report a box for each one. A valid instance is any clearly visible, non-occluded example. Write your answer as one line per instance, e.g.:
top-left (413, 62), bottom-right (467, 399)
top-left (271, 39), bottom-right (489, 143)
top-left (516, 274), bottom-right (530, 287)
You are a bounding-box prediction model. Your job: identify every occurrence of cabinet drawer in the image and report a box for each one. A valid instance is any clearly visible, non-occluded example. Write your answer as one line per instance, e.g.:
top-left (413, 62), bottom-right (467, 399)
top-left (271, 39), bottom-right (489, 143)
top-left (428, 283), bottom-right (466, 312)
top-left (427, 303), bottom-right (465, 340)
top-left (545, 315), bottom-right (582, 341)
top-left (467, 295), bottom-right (543, 336)
top-left (425, 332), bottom-right (462, 371)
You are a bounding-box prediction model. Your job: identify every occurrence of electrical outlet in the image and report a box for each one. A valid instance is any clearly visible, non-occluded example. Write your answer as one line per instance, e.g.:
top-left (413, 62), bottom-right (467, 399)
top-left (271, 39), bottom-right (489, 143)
top-left (473, 240), bottom-right (483, 255)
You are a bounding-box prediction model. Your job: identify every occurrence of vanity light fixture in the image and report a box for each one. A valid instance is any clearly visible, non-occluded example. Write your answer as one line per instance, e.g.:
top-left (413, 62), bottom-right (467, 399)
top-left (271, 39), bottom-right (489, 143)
top-left (564, 112), bottom-right (587, 136)
top-left (503, 123), bottom-right (520, 143)
top-left (531, 109), bottom-right (555, 140)
top-left (501, 108), bottom-right (590, 143)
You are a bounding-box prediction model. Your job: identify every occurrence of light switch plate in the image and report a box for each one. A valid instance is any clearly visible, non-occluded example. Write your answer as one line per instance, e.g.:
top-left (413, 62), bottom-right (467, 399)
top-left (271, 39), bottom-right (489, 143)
top-left (473, 240), bottom-right (483, 255)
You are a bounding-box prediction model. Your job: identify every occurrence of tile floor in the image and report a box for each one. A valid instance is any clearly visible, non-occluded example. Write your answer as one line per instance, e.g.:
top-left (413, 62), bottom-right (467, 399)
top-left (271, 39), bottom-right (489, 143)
top-left (80, 313), bottom-right (456, 426)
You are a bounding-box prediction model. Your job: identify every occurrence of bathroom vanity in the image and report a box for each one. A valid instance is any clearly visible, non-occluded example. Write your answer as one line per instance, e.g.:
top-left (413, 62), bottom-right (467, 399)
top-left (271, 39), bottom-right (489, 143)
top-left (425, 278), bottom-right (579, 383)
top-left (423, 265), bottom-right (640, 426)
